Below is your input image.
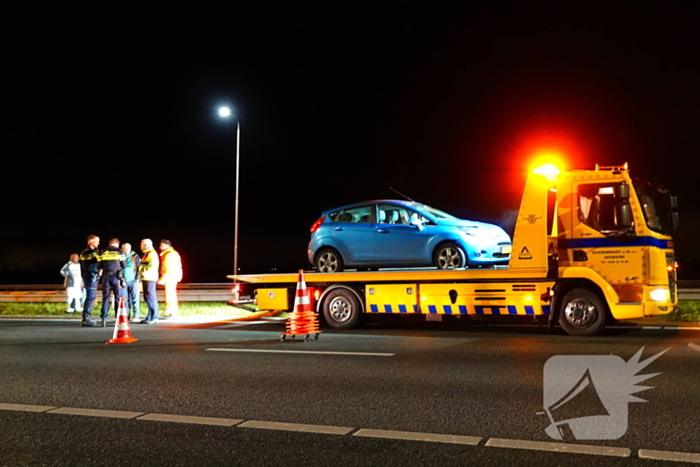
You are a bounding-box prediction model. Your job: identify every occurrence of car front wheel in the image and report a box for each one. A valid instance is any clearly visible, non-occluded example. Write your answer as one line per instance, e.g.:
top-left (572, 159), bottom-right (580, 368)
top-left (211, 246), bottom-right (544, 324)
top-left (434, 243), bottom-right (466, 269)
top-left (315, 248), bottom-right (344, 273)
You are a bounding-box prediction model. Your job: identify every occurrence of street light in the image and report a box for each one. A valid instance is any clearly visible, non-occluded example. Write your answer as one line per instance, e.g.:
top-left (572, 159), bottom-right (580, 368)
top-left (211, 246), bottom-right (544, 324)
top-left (218, 106), bottom-right (241, 278)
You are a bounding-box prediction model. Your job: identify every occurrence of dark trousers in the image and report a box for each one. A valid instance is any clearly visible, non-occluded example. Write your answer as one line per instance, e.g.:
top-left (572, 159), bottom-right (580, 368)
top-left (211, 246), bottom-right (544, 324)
top-left (125, 280), bottom-right (141, 319)
top-left (100, 274), bottom-right (124, 319)
top-left (82, 274), bottom-right (99, 323)
top-left (143, 280), bottom-right (158, 321)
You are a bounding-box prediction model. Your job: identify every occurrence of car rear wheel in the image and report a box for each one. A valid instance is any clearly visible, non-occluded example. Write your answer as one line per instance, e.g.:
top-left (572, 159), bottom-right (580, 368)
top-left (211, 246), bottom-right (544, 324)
top-left (315, 248), bottom-right (344, 273)
top-left (434, 243), bottom-right (466, 269)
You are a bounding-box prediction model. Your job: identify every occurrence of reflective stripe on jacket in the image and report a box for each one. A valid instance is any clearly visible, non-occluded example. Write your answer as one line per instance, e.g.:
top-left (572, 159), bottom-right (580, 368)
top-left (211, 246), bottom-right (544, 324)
top-left (99, 246), bottom-right (126, 275)
top-left (139, 247), bottom-right (160, 281)
top-left (79, 247), bottom-right (100, 276)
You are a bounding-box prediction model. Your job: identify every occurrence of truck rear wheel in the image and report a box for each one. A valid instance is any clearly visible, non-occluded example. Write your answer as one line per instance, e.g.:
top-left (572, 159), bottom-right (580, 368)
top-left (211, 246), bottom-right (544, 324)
top-left (322, 287), bottom-right (361, 329)
top-left (558, 289), bottom-right (607, 336)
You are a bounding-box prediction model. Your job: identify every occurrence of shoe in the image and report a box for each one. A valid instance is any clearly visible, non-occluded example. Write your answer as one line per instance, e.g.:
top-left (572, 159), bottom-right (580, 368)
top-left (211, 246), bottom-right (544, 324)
top-left (76, 308), bottom-right (83, 312)
top-left (131, 317), bottom-right (141, 324)
top-left (144, 319), bottom-right (158, 325)
top-left (65, 309), bottom-right (74, 314)
top-left (81, 320), bottom-right (98, 327)
top-left (160, 314), bottom-right (172, 320)
top-left (101, 319), bottom-right (107, 327)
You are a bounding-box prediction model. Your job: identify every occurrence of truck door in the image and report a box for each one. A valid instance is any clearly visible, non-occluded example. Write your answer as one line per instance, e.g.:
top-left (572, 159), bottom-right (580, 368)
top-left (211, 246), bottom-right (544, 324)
top-left (572, 181), bottom-right (642, 302)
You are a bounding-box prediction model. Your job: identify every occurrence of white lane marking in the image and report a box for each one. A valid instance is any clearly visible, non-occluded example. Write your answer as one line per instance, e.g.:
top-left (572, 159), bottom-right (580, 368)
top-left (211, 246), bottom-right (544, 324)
top-left (485, 438), bottom-right (630, 457)
top-left (206, 348), bottom-right (394, 357)
top-left (138, 413), bottom-right (243, 426)
top-left (239, 420), bottom-right (353, 435)
top-left (48, 407), bottom-right (143, 419)
top-left (354, 428), bottom-right (480, 445)
top-left (639, 449), bottom-right (700, 463)
top-left (689, 343), bottom-right (700, 352)
top-left (0, 403), bottom-right (56, 412)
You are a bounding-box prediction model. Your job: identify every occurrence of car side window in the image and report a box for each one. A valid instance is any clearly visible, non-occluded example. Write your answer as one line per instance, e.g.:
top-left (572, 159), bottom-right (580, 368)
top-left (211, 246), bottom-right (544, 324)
top-left (377, 204), bottom-right (412, 225)
top-left (334, 205), bottom-right (373, 224)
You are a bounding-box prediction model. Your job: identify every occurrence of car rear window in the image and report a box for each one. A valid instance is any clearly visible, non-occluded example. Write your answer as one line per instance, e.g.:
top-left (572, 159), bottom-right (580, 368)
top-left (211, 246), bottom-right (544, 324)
top-left (329, 205), bottom-right (373, 223)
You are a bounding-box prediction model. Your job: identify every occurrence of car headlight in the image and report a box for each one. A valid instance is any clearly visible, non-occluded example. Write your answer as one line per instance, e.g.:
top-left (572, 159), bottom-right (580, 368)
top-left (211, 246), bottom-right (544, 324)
top-left (649, 288), bottom-right (670, 302)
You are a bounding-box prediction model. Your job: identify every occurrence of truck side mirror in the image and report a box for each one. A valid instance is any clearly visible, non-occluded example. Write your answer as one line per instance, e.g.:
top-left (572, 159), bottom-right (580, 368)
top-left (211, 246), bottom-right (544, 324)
top-left (614, 182), bottom-right (630, 200)
top-left (671, 212), bottom-right (680, 232)
top-left (670, 195), bottom-right (678, 210)
top-left (615, 204), bottom-right (633, 229)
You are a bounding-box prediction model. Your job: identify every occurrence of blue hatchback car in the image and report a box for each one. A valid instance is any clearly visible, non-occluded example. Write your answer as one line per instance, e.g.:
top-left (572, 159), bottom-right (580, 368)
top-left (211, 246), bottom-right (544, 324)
top-left (308, 200), bottom-right (512, 272)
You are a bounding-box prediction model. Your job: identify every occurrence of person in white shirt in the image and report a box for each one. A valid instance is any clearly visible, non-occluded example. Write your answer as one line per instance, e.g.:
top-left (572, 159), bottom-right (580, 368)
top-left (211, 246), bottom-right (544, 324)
top-left (60, 253), bottom-right (83, 313)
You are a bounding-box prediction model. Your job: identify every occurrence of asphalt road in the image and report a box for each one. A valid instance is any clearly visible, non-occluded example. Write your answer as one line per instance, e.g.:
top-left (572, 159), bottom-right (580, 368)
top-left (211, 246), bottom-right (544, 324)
top-left (1, 316), bottom-right (699, 466)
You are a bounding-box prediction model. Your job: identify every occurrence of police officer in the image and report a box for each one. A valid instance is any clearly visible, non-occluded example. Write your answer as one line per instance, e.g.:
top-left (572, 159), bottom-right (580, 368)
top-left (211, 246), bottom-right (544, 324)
top-left (98, 238), bottom-right (127, 327)
top-left (79, 234), bottom-right (101, 327)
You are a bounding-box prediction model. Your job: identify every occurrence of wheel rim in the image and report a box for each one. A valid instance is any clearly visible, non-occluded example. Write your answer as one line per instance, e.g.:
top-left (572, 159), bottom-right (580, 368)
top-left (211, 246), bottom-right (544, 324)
top-left (328, 296), bottom-right (352, 323)
top-left (563, 297), bottom-right (599, 329)
top-left (437, 246), bottom-right (461, 269)
top-left (317, 252), bottom-right (339, 272)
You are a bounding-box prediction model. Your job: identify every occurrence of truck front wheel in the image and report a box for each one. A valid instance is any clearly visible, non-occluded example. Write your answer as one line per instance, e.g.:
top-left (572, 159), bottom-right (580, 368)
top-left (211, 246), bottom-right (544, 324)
top-left (558, 289), bottom-right (607, 336)
top-left (322, 288), bottom-right (361, 329)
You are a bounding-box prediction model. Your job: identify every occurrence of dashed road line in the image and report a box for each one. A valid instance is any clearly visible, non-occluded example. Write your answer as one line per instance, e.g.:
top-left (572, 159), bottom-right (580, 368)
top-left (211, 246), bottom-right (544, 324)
top-left (238, 420), bottom-right (353, 435)
top-left (4, 402), bottom-right (700, 461)
top-left (47, 407), bottom-right (143, 419)
top-left (138, 413), bottom-right (243, 426)
top-left (206, 348), bottom-right (395, 357)
top-left (0, 403), bottom-right (56, 412)
top-left (354, 428), bottom-right (481, 445)
top-left (688, 343), bottom-right (700, 352)
top-left (485, 438), bottom-right (631, 457)
top-left (639, 449), bottom-right (700, 463)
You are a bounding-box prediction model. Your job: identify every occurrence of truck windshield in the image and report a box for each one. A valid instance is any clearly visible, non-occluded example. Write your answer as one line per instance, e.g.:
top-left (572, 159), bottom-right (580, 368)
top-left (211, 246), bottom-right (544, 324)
top-left (632, 179), bottom-right (673, 236)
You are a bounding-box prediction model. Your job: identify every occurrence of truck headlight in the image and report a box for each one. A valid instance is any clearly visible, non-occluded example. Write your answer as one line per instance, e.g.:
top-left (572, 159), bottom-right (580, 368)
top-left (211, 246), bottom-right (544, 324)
top-left (649, 288), bottom-right (670, 302)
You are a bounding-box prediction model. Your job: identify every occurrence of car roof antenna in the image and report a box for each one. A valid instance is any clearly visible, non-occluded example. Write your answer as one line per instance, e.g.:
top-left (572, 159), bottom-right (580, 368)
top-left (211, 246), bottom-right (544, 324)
top-left (389, 187), bottom-right (415, 202)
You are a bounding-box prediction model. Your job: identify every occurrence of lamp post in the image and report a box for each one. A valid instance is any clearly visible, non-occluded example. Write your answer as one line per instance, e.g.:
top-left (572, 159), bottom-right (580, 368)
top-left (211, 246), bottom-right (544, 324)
top-left (218, 106), bottom-right (240, 278)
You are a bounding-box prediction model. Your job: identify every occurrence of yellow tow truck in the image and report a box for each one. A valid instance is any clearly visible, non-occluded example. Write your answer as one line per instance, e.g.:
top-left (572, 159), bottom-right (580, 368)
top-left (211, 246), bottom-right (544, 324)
top-left (231, 162), bottom-right (678, 336)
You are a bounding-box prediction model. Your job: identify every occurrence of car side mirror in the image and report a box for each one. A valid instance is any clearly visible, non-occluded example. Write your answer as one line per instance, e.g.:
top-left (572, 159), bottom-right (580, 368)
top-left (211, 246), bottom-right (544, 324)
top-left (410, 218), bottom-right (424, 230)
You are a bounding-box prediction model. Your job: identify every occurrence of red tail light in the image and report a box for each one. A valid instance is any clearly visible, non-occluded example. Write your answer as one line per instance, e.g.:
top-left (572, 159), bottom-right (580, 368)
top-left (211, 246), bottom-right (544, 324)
top-left (310, 216), bottom-right (326, 233)
top-left (232, 283), bottom-right (241, 293)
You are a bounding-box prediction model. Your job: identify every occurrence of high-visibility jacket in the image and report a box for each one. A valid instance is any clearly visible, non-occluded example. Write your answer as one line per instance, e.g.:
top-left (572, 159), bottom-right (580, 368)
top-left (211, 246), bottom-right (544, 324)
top-left (159, 247), bottom-right (183, 283)
top-left (79, 246), bottom-right (100, 278)
top-left (139, 247), bottom-right (160, 281)
top-left (99, 245), bottom-right (126, 276)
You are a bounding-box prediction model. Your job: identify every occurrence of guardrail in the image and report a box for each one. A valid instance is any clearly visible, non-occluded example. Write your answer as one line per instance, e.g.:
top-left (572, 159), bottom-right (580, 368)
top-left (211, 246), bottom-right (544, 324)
top-left (0, 283), bottom-right (235, 303)
top-left (1, 282), bottom-right (700, 303)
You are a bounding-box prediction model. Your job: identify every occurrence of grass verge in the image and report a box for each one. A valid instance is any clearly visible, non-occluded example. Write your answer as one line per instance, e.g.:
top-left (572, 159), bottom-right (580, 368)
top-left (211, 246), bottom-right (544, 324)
top-left (0, 301), bottom-right (259, 319)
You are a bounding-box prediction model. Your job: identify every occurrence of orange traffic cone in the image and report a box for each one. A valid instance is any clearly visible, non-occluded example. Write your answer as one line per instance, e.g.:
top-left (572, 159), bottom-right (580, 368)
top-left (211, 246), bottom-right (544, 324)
top-left (281, 270), bottom-right (320, 342)
top-left (107, 297), bottom-right (138, 344)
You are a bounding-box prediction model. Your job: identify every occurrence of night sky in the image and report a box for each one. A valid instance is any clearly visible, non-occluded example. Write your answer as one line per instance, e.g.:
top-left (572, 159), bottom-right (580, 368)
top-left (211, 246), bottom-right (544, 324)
top-left (3, 3), bottom-right (700, 283)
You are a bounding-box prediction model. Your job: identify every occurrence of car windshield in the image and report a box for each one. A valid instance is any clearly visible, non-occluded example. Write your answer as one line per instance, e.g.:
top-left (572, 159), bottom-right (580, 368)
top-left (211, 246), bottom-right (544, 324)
top-left (408, 203), bottom-right (458, 220)
top-left (632, 178), bottom-right (674, 236)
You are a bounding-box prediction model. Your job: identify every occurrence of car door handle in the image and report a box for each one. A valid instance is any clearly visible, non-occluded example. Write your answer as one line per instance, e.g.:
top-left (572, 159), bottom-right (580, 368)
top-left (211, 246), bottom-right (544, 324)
top-left (376, 228), bottom-right (389, 233)
top-left (334, 227), bottom-right (345, 231)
